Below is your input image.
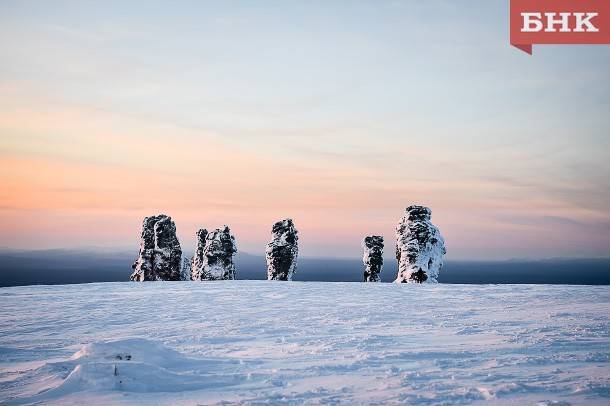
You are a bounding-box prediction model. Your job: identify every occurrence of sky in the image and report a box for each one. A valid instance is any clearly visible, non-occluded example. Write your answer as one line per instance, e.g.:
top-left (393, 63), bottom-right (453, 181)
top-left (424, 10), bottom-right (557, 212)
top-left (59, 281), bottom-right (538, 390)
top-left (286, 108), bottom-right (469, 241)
top-left (1, 0), bottom-right (609, 260)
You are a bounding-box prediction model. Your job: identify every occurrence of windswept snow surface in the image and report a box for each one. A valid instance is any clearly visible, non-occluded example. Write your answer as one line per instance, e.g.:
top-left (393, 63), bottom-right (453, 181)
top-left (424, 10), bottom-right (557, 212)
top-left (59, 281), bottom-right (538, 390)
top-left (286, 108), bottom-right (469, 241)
top-left (0, 282), bottom-right (609, 405)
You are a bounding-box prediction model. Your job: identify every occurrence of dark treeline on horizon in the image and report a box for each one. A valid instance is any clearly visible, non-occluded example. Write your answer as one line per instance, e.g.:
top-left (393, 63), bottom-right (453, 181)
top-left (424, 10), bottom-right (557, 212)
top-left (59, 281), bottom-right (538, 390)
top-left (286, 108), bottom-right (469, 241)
top-left (0, 249), bottom-right (608, 287)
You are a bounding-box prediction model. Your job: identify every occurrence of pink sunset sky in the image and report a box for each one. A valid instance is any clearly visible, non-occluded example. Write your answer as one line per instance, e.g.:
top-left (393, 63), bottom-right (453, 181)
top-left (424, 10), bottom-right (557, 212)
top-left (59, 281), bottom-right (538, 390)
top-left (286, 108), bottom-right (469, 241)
top-left (1, 1), bottom-right (609, 259)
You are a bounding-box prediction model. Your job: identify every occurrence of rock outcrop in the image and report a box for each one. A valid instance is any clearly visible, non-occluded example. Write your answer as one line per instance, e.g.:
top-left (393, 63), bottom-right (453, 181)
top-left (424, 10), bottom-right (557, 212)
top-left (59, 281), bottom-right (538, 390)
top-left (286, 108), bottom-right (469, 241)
top-left (266, 219), bottom-right (299, 281)
top-left (362, 236), bottom-right (384, 282)
top-left (130, 215), bottom-right (182, 281)
top-left (191, 226), bottom-right (237, 281)
top-left (190, 229), bottom-right (208, 281)
top-left (181, 256), bottom-right (193, 281)
top-left (395, 205), bottom-right (446, 284)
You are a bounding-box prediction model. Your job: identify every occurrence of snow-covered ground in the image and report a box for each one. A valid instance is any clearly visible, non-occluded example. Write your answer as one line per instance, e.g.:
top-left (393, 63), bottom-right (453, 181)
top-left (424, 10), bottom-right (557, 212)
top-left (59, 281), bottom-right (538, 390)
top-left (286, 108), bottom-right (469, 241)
top-left (0, 281), bottom-right (609, 405)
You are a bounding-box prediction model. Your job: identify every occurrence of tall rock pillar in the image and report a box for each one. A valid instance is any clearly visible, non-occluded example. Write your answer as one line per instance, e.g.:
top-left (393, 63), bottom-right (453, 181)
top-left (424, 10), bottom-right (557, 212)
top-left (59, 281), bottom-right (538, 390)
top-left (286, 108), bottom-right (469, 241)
top-left (130, 214), bottom-right (182, 281)
top-left (266, 219), bottom-right (299, 281)
top-left (362, 235), bottom-right (384, 282)
top-left (395, 205), bottom-right (446, 284)
top-left (192, 226), bottom-right (237, 280)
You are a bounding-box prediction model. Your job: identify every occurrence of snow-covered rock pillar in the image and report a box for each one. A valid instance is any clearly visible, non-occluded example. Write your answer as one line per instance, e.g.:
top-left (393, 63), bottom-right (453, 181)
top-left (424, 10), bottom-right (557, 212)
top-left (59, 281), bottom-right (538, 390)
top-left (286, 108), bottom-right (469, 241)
top-left (192, 226), bottom-right (237, 280)
top-left (266, 219), bottom-right (299, 281)
top-left (181, 256), bottom-right (193, 281)
top-left (130, 214), bottom-right (182, 281)
top-left (190, 229), bottom-right (208, 281)
top-left (362, 235), bottom-right (383, 282)
top-left (395, 205), bottom-right (446, 284)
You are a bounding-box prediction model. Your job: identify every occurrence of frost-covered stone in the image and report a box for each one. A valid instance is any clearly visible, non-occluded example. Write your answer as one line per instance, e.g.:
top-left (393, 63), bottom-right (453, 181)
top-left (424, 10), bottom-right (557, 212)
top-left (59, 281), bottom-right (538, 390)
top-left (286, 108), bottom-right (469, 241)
top-left (266, 219), bottom-right (299, 281)
top-left (181, 256), bottom-right (192, 281)
top-left (395, 205), bottom-right (446, 284)
top-left (191, 226), bottom-right (237, 281)
top-left (190, 229), bottom-right (208, 281)
top-left (130, 215), bottom-right (182, 281)
top-left (362, 236), bottom-right (384, 282)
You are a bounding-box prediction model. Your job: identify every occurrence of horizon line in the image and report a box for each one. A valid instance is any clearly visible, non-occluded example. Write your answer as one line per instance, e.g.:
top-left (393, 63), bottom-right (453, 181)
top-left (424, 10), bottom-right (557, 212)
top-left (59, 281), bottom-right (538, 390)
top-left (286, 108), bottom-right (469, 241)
top-left (1, 246), bottom-right (609, 263)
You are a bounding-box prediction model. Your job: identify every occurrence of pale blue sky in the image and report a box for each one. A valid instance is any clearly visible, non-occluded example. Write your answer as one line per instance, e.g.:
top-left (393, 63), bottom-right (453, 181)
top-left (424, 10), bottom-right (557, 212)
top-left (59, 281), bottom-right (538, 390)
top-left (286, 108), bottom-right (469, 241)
top-left (1, 1), bottom-right (609, 259)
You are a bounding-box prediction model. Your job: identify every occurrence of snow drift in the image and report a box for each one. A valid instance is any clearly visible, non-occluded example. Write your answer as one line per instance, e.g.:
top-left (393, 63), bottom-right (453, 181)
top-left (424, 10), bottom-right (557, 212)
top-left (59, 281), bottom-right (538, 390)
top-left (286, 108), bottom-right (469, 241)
top-left (1, 281), bottom-right (607, 405)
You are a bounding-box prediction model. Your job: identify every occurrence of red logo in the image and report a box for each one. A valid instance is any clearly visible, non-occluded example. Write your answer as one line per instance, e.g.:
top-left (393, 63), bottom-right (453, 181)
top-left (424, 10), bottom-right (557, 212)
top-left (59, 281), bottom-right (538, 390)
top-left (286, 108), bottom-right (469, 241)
top-left (510, 0), bottom-right (610, 54)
